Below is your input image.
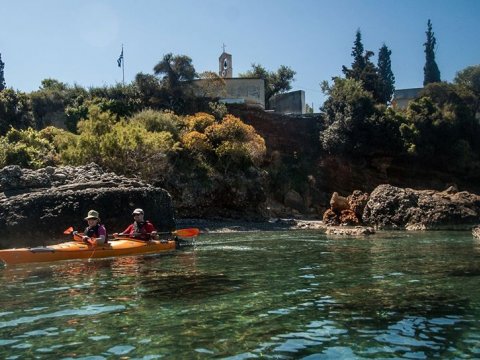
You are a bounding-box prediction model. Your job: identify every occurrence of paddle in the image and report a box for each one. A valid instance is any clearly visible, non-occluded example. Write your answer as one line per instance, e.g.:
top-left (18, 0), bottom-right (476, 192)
top-left (172, 228), bottom-right (200, 238)
top-left (113, 228), bottom-right (200, 239)
top-left (63, 227), bottom-right (96, 245)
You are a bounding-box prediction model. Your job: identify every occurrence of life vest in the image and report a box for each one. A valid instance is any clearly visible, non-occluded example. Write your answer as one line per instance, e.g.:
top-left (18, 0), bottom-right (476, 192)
top-left (84, 224), bottom-right (108, 243)
top-left (132, 221), bottom-right (154, 240)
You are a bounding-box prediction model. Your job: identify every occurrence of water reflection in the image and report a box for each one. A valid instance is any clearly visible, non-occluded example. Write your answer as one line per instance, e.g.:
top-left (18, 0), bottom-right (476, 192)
top-left (0, 231), bottom-right (479, 359)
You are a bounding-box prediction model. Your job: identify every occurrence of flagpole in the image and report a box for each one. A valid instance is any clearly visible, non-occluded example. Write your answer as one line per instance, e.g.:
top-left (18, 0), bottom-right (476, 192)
top-left (122, 44), bottom-right (125, 86)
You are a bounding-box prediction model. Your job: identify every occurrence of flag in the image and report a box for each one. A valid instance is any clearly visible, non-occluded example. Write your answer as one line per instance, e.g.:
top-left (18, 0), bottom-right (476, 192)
top-left (117, 48), bottom-right (123, 67)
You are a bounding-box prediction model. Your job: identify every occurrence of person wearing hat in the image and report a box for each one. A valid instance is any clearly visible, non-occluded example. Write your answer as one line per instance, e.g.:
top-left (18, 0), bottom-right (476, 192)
top-left (82, 209), bottom-right (107, 245)
top-left (116, 208), bottom-right (157, 241)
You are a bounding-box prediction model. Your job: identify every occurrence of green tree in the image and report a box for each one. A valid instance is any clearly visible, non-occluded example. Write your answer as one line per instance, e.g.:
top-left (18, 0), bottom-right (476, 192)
top-left (320, 77), bottom-right (375, 154)
top-left (30, 79), bottom-right (89, 131)
top-left (377, 44), bottom-right (395, 104)
top-left (320, 77), bottom-right (403, 156)
top-left (0, 89), bottom-right (34, 135)
top-left (238, 64), bottom-right (296, 108)
top-left (0, 53), bottom-right (5, 91)
top-left (423, 19), bottom-right (441, 86)
top-left (0, 127), bottom-right (57, 168)
top-left (153, 53), bottom-right (197, 89)
top-left (454, 65), bottom-right (480, 115)
top-left (342, 30), bottom-right (382, 102)
top-left (153, 53), bottom-right (197, 112)
top-left (454, 65), bottom-right (480, 96)
top-left (342, 29), bottom-right (365, 79)
top-left (134, 72), bottom-right (165, 109)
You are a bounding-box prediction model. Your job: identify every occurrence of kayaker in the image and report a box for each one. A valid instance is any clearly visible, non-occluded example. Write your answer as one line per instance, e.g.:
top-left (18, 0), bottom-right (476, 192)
top-left (82, 210), bottom-right (107, 245)
top-left (116, 208), bottom-right (157, 241)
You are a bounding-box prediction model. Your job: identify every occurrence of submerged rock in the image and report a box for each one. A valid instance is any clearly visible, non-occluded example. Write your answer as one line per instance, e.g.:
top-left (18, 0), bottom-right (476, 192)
top-left (325, 226), bottom-right (375, 236)
top-left (473, 226), bottom-right (480, 239)
top-left (0, 163), bottom-right (175, 248)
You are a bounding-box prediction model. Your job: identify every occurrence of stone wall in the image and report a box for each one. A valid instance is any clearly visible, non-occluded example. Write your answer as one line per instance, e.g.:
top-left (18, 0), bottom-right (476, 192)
top-left (228, 106), bottom-right (321, 157)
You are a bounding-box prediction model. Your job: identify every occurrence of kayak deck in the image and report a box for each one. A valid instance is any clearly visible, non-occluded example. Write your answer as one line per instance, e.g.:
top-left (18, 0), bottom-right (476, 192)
top-left (0, 238), bottom-right (177, 265)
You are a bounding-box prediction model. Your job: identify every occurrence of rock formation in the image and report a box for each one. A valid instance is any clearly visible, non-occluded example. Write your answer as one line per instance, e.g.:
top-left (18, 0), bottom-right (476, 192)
top-left (363, 184), bottom-right (480, 230)
top-left (0, 163), bottom-right (175, 248)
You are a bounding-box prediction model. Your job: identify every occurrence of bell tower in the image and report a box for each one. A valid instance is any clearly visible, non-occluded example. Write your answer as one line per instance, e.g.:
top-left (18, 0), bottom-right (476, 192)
top-left (219, 44), bottom-right (232, 78)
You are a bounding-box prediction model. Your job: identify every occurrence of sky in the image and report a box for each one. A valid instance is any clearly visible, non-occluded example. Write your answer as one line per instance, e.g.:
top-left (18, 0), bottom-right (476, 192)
top-left (1, 0), bottom-right (479, 110)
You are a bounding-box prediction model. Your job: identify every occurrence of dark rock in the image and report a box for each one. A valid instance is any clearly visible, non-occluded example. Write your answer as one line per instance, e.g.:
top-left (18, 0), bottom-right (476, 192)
top-left (0, 163), bottom-right (175, 248)
top-left (339, 209), bottom-right (360, 226)
top-left (284, 190), bottom-right (305, 212)
top-left (347, 190), bottom-right (369, 219)
top-left (363, 184), bottom-right (480, 230)
top-left (323, 208), bottom-right (339, 226)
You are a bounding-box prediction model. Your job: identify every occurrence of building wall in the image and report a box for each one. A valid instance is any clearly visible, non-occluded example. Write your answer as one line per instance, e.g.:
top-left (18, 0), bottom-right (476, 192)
top-left (269, 90), bottom-right (305, 114)
top-left (192, 78), bottom-right (265, 108)
top-left (392, 88), bottom-right (423, 109)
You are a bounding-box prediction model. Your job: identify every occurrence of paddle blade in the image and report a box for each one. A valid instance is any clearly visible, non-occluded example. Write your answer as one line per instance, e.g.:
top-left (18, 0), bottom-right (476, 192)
top-left (174, 228), bottom-right (200, 238)
top-left (63, 226), bottom-right (74, 235)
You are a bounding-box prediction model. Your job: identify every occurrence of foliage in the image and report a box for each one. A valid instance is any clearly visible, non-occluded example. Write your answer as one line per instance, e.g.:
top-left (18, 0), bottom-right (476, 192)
top-left (182, 131), bottom-right (212, 154)
top-left (88, 83), bottom-right (142, 118)
top-left (399, 86), bottom-right (480, 169)
top-left (238, 63), bottom-right (296, 108)
top-left (154, 53), bottom-right (197, 89)
top-left (305, 103), bottom-right (314, 113)
top-left (208, 101), bottom-right (228, 121)
top-left (130, 109), bottom-right (183, 139)
top-left (134, 72), bottom-right (166, 109)
top-left (320, 77), bottom-right (402, 156)
top-left (0, 127), bottom-right (56, 168)
top-left (423, 19), bottom-right (441, 86)
top-left (153, 53), bottom-right (198, 113)
top-left (0, 53), bottom-right (5, 91)
top-left (196, 72), bottom-right (226, 98)
top-left (0, 89), bottom-right (34, 135)
top-left (377, 44), bottom-right (395, 104)
top-left (454, 65), bottom-right (480, 115)
top-left (184, 112), bottom-right (215, 133)
top-left (454, 65), bottom-right (480, 95)
top-left (342, 30), bottom-right (383, 103)
top-left (204, 114), bottom-right (266, 170)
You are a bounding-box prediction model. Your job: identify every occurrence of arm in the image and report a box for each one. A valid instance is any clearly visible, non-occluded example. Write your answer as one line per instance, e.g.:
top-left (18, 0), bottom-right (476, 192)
top-left (122, 224), bottom-right (134, 235)
top-left (96, 225), bottom-right (107, 243)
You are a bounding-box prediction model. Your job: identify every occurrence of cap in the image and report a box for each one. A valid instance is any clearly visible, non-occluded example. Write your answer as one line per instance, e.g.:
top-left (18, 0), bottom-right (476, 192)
top-left (132, 208), bottom-right (144, 215)
top-left (85, 210), bottom-right (99, 220)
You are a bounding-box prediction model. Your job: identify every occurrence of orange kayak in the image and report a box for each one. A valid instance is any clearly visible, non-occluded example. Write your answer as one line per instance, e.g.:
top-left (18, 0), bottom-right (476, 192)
top-left (0, 237), bottom-right (177, 265)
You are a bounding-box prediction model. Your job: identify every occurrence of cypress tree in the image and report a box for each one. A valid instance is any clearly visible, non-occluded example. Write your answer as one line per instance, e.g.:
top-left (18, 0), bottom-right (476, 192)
top-left (423, 19), bottom-right (441, 86)
top-left (0, 53), bottom-right (5, 91)
top-left (377, 44), bottom-right (395, 104)
top-left (342, 29), bottom-right (382, 103)
top-left (343, 29), bottom-right (365, 79)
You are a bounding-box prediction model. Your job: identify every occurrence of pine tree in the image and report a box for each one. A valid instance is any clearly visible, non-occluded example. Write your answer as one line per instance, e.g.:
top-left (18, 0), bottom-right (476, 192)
top-left (423, 19), bottom-right (441, 86)
top-left (342, 29), bottom-right (382, 102)
top-left (377, 44), bottom-right (395, 104)
top-left (0, 53), bottom-right (5, 91)
top-left (342, 29), bottom-right (365, 79)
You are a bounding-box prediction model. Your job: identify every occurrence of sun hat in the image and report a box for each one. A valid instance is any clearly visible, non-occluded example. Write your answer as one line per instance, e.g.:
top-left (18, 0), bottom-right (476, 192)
top-left (132, 208), bottom-right (144, 215)
top-left (85, 210), bottom-right (100, 220)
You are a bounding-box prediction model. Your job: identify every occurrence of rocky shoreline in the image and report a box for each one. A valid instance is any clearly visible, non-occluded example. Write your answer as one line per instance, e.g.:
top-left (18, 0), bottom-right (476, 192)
top-left (176, 218), bottom-right (377, 236)
top-left (1, 164), bottom-right (480, 248)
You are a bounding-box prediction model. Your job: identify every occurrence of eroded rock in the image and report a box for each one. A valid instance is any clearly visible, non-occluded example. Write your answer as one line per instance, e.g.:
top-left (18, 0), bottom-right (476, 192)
top-left (0, 163), bottom-right (175, 248)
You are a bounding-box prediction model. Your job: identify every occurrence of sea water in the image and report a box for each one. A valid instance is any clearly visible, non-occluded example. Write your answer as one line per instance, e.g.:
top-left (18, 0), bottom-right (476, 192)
top-left (0, 230), bottom-right (479, 359)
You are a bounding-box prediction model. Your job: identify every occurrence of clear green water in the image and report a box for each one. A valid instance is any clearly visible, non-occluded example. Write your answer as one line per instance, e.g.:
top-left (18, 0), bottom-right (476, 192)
top-left (1, 230), bottom-right (480, 359)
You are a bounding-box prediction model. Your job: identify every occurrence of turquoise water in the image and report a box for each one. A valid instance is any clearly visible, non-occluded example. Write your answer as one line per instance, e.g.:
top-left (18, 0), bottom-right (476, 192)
top-left (0, 230), bottom-right (479, 359)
